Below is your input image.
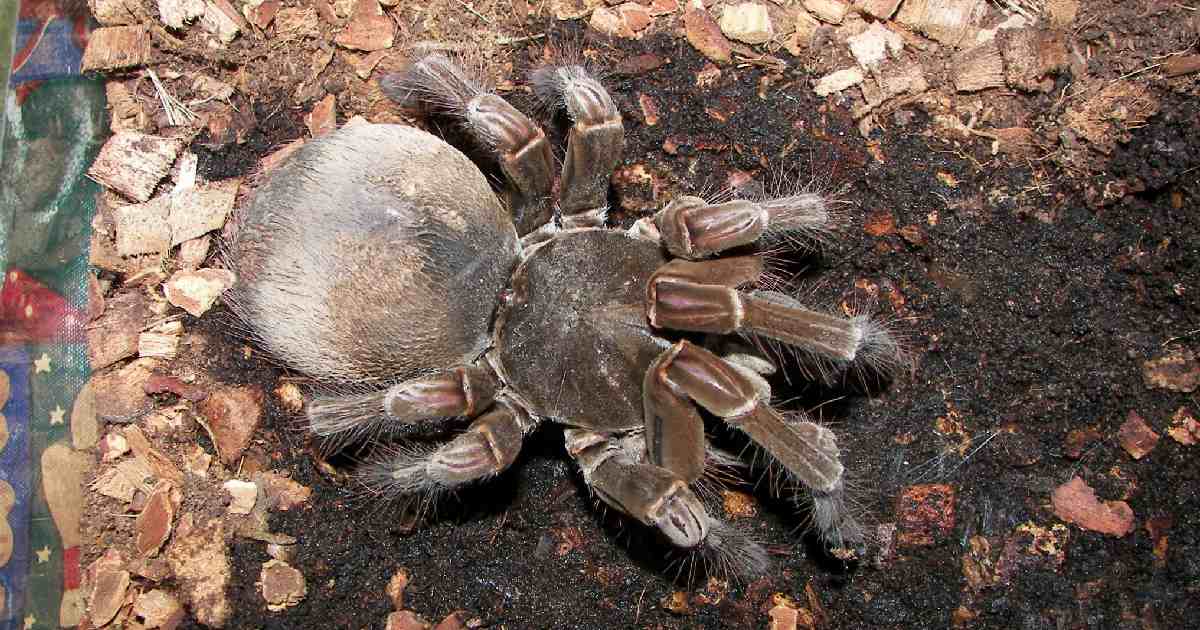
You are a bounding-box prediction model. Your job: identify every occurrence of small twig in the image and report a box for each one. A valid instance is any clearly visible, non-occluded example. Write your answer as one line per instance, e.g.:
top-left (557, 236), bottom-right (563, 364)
top-left (1163, 330), bottom-right (1200, 346)
top-left (146, 68), bottom-right (197, 127)
top-left (496, 33), bottom-right (546, 46)
top-left (456, 0), bottom-right (492, 24)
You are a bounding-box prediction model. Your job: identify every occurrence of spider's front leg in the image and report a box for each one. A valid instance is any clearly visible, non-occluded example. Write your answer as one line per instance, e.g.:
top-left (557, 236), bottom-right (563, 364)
top-left (532, 66), bottom-right (624, 228)
top-left (638, 191), bottom-right (883, 375)
top-left (643, 340), bottom-right (863, 547)
top-left (652, 193), bottom-right (835, 259)
top-left (645, 341), bottom-right (845, 495)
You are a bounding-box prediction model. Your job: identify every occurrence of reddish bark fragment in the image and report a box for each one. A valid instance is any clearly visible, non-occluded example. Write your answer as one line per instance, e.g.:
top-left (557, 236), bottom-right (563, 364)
top-left (1142, 348), bottom-right (1200, 392)
top-left (1118, 410), bottom-right (1160, 459)
top-left (1051, 476), bottom-right (1134, 537)
top-left (684, 7), bottom-right (733, 64)
top-left (1168, 407), bottom-right (1200, 445)
top-left (1063, 426), bottom-right (1102, 459)
top-left (895, 484), bottom-right (956, 546)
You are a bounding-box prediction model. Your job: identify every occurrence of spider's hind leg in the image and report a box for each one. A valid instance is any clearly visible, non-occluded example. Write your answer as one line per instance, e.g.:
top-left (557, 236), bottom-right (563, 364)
top-left (306, 366), bottom-right (497, 453)
top-left (566, 428), bottom-right (709, 549)
top-left (381, 52), bottom-right (555, 234)
top-left (565, 428), bottom-right (769, 578)
top-left (362, 399), bottom-right (538, 496)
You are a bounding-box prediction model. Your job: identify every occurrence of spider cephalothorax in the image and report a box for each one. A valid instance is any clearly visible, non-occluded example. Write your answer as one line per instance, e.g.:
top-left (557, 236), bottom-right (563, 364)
top-left (225, 49), bottom-right (904, 576)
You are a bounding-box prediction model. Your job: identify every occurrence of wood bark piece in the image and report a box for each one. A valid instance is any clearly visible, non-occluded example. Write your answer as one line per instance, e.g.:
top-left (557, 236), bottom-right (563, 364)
top-left (274, 7), bottom-right (320, 39)
top-left (244, 0), bottom-right (281, 29)
top-left (802, 0), bottom-right (848, 24)
top-left (952, 41), bottom-right (1005, 92)
top-left (1064, 81), bottom-right (1159, 154)
top-left (168, 179), bottom-right (240, 245)
top-left (224, 479), bottom-right (259, 514)
top-left (1118, 411), bottom-right (1160, 459)
top-left (87, 553), bottom-right (130, 627)
top-left (133, 590), bottom-right (184, 628)
top-left (814, 67), bottom-right (863, 95)
top-left (719, 3), bottom-right (774, 46)
top-left (854, 0), bottom-right (901, 19)
top-left (305, 94), bottom-right (338, 137)
top-left (86, 289), bottom-right (152, 370)
top-left (177, 235), bottom-right (212, 270)
top-left (167, 517), bottom-right (232, 627)
top-left (88, 132), bottom-right (182, 202)
top-left (197, 384), bottom-right (265, 464)
top-left (158, 0), bottom-right (207, 29)
top-left (92, 359), bottom-right (156, 423)
top-left (82, 25), bottom-right (151, 72)
top-left (1168, 407), bottom-right (1200, 445)
top-left (113, 197), bottom-right (172, 256)
top-left (685, 5), bottom-right (733, 64)
top-left (355, 49), bottom-right (388, 79)
top-left (896, 0), bottom-right (987, 48)
top-left (860, 58), bottom-right (928, 111)
top-left (590, 7), bottom-right (631, 38)
top-left (125, 425), bottom-right (185, 484)
top-left (261, 559), bottom-right (307, 611)
top-left (1044, 0), bottom-right (1079, 27)
top-left (111, 179), bottom-right (239, 256)
top-left (139, 321), bottom-right (184, 359)
top-left (998, 28), bottom-right (1068, 92)
top-left (1052, 476), bottom-right (1134, 537)
top-left (200, 0), bottom-right (243, 43)
top-left (105, 81), bottom-right (149, 132)
top-left (89, 0), bottom-right (138, 25)
top-left (136, 480), bottom-right (177, 556)
top-left (1165, 54), bottom-right (1200, 78)
top-left (335, 0), bottom-right (395, 51)
top-left (552, 0), bottom-right (603, 21)
top-left (164, 268), bottom-right (236, 317)
top-left (847, 22), bottom-right (903, 68)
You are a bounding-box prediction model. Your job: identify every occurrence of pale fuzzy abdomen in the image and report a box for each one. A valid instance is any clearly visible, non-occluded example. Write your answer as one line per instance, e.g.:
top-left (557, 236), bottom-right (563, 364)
top-left (227, 124), bottom-right (520, 384)
top-left (494, 229), bottom-right (669, 429)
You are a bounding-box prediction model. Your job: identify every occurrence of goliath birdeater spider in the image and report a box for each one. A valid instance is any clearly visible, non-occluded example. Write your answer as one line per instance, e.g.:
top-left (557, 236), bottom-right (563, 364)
top-left (225, 49), bottom-right (904, 576)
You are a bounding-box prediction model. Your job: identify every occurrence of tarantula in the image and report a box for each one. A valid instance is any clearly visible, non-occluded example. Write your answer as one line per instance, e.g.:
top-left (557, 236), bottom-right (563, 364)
top-left (225, 50), bottom-right (903, 574)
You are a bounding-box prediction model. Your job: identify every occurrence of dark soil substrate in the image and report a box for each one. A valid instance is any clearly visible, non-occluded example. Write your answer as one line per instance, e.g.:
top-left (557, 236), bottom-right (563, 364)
top-left (151, 19), bottom-right (1200, 630)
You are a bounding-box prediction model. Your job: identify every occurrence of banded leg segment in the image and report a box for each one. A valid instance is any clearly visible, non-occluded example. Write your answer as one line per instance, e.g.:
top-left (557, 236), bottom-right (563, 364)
top-left (382, 54), bottom-right (555, 234)
top-left (307, 366), bottom-right (498, 444)
top-left (565, 428), bottom-right (709, 548)
top-left (647, 262), bottom-right (901, 373)
top-left (364, 400), bottom-right (539, 494)
top-left (655, 193), bottom-right (834, 259)
top-left (532, 66), bottom-right (624, 226)
top-left (645, 341), bottom-right (844, 494)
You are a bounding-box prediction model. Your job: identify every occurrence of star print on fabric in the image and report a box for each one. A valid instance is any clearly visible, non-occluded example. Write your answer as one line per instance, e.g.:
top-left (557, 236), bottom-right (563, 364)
top-left (36, 545), bottom-right (51, 563)
top-left (49, 405), bottom-right (65, 425)
top-left (34, 353), bottom-right (51, 373)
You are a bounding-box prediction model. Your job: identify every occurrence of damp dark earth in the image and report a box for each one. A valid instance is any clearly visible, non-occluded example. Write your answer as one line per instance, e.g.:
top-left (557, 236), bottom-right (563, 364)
top-left (76, 1), bottom-right (1199, 629)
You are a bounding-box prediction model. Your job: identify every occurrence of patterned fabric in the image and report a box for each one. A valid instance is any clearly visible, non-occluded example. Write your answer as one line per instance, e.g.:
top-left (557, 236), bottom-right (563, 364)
top-left (1, 2), bottom-right (104, 627)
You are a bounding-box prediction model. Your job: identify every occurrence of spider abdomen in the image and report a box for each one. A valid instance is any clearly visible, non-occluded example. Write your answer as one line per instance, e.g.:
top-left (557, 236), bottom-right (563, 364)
top-left (226, 124), bottom-right (521, 384)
